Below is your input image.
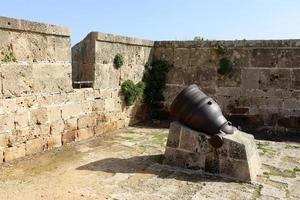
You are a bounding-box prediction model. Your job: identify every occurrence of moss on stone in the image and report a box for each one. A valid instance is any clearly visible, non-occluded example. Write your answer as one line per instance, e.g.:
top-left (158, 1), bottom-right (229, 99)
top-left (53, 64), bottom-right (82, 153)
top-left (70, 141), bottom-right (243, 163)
top-left (151, 132), bottom-right (168, 145)
top-left (251, 184), bottom-right (263, 200)
top-left (281, 156), bottom-right (299, 164)
top-left (263, 164), bottom-right (296, 178)
top-left (267, 179), bottom-right (288, 190)
top-left (257, 142), bottom-right (276, 156)
top-left (285, 189), bottom-right (290, 199)
top-left (284, 144), bottom-right (300, 149)
top-left (293, 166), bottom-right (300, 172)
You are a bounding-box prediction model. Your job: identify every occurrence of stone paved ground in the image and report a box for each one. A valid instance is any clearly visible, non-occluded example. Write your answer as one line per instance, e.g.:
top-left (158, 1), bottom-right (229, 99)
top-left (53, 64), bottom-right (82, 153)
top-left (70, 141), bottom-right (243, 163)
top-left (0, 125), bottom-right (299, 200)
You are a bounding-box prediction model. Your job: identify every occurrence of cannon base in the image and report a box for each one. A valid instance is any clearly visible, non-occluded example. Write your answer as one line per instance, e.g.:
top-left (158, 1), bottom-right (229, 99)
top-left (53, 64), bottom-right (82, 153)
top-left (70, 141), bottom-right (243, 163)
top-left (164, 122), bottom-right (261, 182)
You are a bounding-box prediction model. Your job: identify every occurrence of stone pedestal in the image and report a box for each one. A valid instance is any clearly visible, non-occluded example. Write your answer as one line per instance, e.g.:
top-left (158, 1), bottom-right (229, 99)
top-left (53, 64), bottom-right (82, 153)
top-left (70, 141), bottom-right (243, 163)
top-left (164, 121), bottom-right (261, 182)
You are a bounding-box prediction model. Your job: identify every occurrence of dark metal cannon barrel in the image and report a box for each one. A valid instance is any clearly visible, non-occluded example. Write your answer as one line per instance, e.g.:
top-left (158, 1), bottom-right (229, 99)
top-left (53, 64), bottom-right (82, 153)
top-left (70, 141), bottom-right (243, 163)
top-left (170, 84), bottom-right (236, 148)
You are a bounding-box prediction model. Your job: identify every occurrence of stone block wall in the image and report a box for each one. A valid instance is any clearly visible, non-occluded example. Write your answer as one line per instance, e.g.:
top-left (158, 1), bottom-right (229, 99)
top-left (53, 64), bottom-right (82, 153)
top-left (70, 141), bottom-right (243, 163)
top-left (153, 40), bottom-right (300, 136)
top-left (71, 31), bottom-right (154, 131)
top-left (0, 16), bottom-right (74, 163)
top-left (0, 17), bottom-right (149, 163)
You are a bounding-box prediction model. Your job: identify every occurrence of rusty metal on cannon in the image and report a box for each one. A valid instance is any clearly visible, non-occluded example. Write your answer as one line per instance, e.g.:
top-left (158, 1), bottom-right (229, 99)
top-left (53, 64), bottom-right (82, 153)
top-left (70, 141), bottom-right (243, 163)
top-left (170, 84), bottom-right (237, 148)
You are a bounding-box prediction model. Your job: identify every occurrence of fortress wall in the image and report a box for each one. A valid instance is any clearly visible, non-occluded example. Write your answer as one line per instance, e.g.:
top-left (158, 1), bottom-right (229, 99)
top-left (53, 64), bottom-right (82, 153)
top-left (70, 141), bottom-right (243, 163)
top-left (154, 40), bottom-right (300, 136)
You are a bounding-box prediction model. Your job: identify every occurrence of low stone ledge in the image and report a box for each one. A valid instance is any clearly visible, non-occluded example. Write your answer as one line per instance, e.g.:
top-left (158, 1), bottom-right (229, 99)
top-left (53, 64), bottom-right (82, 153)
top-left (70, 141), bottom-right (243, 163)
top-left (0, 16), bottom-right (70, 36)
top-left (90, 32), bottom-right (154, 47)
top-left (164, 121), bottom-right (261, 182)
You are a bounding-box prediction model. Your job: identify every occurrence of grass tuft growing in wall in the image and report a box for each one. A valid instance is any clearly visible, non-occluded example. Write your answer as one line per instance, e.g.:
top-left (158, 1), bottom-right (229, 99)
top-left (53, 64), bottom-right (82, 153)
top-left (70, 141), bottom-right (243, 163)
top-left (1, 44), bottom-right (17, 63)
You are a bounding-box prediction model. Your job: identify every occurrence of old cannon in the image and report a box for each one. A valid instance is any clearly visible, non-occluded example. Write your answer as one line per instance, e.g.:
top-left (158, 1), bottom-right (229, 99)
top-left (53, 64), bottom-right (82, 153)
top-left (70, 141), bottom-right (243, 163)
top-left (170, 84), bottom-right (237, 148)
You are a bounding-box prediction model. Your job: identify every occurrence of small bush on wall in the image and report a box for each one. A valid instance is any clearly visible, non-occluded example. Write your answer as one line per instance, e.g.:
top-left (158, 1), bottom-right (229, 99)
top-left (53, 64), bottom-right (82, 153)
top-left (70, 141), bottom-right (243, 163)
top-left (218, 57), bottom-right (233, 75)
top-left (114, 53), bottom-right (124, 69)
top-left (121, 80), bottom-right (145, 106)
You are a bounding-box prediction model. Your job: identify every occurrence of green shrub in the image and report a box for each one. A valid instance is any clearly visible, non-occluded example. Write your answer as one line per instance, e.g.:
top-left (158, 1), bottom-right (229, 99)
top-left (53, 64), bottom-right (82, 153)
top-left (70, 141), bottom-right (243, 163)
top-left (143, 60), bottom-right (172, 118)
top-left (218, 57), bottom-right (233, 75)
top-left (121, 80), bottom-right (145, 106)
top-left (114, 53), bottom-right (124, 69)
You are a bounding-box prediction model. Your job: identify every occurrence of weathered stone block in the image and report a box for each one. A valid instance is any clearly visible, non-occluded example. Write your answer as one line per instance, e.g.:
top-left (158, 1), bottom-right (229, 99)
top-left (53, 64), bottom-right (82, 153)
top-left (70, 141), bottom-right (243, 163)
top-left (66, 90), bottom-right (85, 102)
top-left (1, 63), bottom-right (33, 97)
top-left (9, 127), bottom-right (32, 145)
top-left (0, 133), bottom-right (8, 147)
top-left (217, 68), bottom-right (241, 87)
top-left (62, 130), bottom-right (76, 144)
top-left (104, 98), bottom-right (117, 112)
top-left (241, 68), bottom-right (260, 89)
top-left (174, 48), bottom-right (190, 68)
top-left (227, 49), bottom-right (251, 68)
top-left (30, 124), bottom-right (50, 139)
top-left (0, 147), bottom-right (3, 163)
top-left (50, 119), bottom-right (65, 135)
top-left (0, 98), bottom-right (17, 113)
top-left (4, 144), bottom-right (26, 162)
top-left (190, 48), bottom-right (218, 68)
top-left (61, 103), bottom-right (83, 119)
top-left (277, 48), bottom-right (300, 69)
top-left (77, 114), bottom-right (96, 129)
top-left (164, 147), bottom-right (205, 170)
top-left (53, 36), bottom-right (71, 62)
top-left (14, 111), bottom-right (30, 129)
top-left (47, 135), bottom-right (62, 149)
top-left (204, 153), bottom-right (220, 174)
top-left (93, 64), bottom-right (111, 89)
top-left (30, 108), bottom-right (48, 125)
top-left (64, 117), bottom-right (78, 131)
top-left (0, 114), bottom-right (15, 132)
top-left (32, 63), bottom-right (73, 93)
top-left (25, 137), bottom-right (45, 155)
top-left (179, 128), bottom-right (201, 152)
top-left (153, 47), bottom-right (173, 64)
top-left (190, 66), bottom-right (217, 87)
top-left (166, 68), bottom-right (185, 85)
top-left (81, 100), bottom-right (93, 113)
top-left (166, 121), bottom-right (181, 148)
top-left (250, 48), bottom-right (277, 68)
top-left (94, 121), bottom-right (118, 135)
top-left (92, 99), bottom-right (105, 112)
top-left (259, 69), bottom-right (291, 90)
top-left (292, 69), bottom-right (300, 89)
top-left (47, 106), bottom-right (61, 122)
top-left (164, 121), bottom-right (261, 182)
top-left (15, 96), bottom-right (37, 112)
top-left (76, 128), bottom-right (94, 141)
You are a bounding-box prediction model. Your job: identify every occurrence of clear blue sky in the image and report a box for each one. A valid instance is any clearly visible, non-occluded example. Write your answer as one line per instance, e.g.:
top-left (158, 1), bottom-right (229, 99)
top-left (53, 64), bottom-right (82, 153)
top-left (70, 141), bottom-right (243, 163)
top-left (1, 0), bottom-right (300, 45)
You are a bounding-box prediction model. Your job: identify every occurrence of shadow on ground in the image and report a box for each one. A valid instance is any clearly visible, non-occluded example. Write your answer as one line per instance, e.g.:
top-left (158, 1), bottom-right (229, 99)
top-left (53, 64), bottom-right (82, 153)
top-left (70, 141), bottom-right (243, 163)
top-left (77, 154), bottom-right (235, 183)
top-left (136, 120), bottom-right (300, 143)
